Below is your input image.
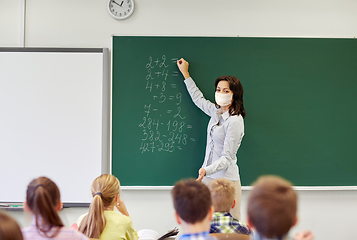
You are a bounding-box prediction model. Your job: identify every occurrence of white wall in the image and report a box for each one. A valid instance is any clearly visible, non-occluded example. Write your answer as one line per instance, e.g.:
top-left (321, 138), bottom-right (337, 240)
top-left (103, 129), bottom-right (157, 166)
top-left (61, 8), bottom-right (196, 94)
top-left (2, 0), bottom-right (357, 48)
top-left (2, 0), bottom-right (357, 239)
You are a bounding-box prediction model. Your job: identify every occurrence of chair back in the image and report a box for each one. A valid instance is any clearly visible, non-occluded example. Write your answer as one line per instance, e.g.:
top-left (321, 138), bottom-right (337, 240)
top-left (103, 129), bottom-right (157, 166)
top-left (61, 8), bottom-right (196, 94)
top-left (210, 233), bottom-right (250, 240)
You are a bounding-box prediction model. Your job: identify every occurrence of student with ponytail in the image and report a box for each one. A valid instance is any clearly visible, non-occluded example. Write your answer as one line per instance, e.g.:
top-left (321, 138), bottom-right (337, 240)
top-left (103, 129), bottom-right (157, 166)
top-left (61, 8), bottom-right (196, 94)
top-left (22, 176), bottom-right (88, 240)
top-left (78, 174), bottom-right (138, 240)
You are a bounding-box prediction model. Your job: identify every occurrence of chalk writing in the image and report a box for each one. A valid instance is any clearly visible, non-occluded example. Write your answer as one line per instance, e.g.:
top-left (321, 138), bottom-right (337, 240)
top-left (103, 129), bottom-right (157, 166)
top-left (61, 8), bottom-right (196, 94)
top-left (138, 55), bottom-right (195, 153)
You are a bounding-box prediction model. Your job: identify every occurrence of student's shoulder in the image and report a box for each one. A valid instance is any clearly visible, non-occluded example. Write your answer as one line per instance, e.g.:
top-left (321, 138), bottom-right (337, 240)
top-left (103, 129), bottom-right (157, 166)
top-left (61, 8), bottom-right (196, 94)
top-left (104, 211), bottom-right (133, 224)
top-left (212, 212), bottom-right (251, 235)
top-left (22, 226), bottom-right (89, 240)
top-left (21, 225), bottom-right (36, 237)
top-left (180, 232), bottom-right (216, 240)
top-left (73, 229), bottom-right (90, 240)
top-left (59, 226), bottom-right (90, 240)
top-left (249, 232), bottom-right (294, 240)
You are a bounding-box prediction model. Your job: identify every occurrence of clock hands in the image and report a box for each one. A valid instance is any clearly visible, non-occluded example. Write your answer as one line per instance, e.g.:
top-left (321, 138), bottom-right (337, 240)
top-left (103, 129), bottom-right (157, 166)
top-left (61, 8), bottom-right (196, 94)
top-left (111, 0), bottom-right (121, 6)
top-left (112, 0), bottom-right (124, 7)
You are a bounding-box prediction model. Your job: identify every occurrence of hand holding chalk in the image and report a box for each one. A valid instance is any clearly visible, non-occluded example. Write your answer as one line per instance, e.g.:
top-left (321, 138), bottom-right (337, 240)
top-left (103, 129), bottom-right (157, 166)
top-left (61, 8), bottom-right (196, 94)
top-left (176, 58), bottom-right (190, 80)
top-left (196, 168), bottom-right (206, 182)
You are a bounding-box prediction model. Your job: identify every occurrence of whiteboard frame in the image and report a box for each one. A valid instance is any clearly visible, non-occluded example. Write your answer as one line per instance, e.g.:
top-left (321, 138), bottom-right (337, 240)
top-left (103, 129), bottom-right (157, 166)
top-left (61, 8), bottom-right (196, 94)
top-left (0, 48), bottom-right (110, 206)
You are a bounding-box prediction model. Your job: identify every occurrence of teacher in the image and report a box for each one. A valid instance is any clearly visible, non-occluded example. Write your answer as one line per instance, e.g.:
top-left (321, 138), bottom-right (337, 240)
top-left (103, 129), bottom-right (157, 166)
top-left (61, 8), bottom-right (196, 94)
top-left (177, 58), bottom-right (246, 220)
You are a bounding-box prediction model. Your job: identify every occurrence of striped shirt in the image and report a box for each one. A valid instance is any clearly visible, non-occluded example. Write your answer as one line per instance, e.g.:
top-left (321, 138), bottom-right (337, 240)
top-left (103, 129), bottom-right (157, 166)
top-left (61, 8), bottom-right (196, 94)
top-left (22, 222), bottom-right (89, 240)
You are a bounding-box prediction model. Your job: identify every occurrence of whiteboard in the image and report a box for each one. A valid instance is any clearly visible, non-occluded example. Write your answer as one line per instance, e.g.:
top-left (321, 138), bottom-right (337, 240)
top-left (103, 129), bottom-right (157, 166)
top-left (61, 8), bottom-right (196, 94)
top-left (0, 48), bottom-right (109, 205)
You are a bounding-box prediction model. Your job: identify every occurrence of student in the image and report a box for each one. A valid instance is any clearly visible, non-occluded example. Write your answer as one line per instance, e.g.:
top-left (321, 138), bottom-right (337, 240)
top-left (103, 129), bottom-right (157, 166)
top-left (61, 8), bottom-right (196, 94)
top-left (207, 178), bottom-right (251, 235)
top-left (0, 212), bottom-right (23, 240)
top-left (247, 176), bottom-right (314, 240)
top-left (171, 178), bottom-right (216, 240)
top-left (22, 176), bottom-right (88, 240)
top-left (177, 58), bottom-right (245, 219)
top-left (78, 174), bottom-right (138, 240)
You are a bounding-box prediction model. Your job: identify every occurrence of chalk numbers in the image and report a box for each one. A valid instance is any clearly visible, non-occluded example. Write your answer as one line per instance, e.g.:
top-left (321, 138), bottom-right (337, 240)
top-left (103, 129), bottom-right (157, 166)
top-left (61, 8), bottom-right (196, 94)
top-left (139, 55), bottom-right (194, 153)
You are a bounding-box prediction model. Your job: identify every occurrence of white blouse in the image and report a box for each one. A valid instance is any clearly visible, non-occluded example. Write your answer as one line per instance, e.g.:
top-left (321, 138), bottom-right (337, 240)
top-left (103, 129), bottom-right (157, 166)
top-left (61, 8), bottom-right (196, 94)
top-left (184, 77), bottom-right (244, 181)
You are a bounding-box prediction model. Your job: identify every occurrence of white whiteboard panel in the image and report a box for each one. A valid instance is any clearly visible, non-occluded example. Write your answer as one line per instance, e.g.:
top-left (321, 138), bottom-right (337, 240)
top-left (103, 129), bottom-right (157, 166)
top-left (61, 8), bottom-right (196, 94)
top-left (0, 49), bottom-right (109, 205)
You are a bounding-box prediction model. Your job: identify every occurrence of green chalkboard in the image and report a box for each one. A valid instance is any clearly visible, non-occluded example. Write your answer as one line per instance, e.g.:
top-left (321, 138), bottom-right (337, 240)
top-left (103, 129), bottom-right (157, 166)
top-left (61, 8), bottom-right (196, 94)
top-left (112, 36), bottom-right (357, 186)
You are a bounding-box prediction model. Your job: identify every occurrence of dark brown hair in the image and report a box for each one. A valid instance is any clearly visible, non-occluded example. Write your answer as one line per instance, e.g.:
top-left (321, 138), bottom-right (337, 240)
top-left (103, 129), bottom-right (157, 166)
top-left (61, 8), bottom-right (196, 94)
top-left (26, 177), bottom-right (64, 238)
top-left (215, 76), bottom-right (246, 118)
top-left (247, 175), bottom-right (297, 238)
top-left (171, 179), bottom-right (212, 224)
top-left (0, 212), bottom-right (23, 240)
top-left (79, 174), bottom-right (120, 239)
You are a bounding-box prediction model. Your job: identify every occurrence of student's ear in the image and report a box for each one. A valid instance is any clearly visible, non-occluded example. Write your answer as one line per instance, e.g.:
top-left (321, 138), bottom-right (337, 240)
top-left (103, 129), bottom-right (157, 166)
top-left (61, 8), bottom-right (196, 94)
top-left (174, 211), bottom-right (182, 225)
top-left (208, 206), bottom-right (215, 221)
top-left (231, 199), bottom-right (236, 209)
top-left (292, 215), bottom-right (298, 227)
top-left (247, 216), bottom-right (255, 230)
top-left (56, 200), bottom-right (63, 211)
top-left (115, 193), bottom-right (120, 203)
top-left (24, 201), bottom-right (31, 213)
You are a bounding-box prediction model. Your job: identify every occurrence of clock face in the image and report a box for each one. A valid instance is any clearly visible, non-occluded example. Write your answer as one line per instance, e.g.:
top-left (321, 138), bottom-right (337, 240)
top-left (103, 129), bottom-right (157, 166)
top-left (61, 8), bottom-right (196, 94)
top-left (108, 0), bottom-right (134, 20)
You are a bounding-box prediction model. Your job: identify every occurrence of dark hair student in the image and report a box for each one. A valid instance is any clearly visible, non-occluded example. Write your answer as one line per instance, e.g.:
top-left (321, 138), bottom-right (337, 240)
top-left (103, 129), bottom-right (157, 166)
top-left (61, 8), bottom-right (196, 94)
top-left (171, 178), bottom-right (212, 224)
top-left (23, 176), bottom-right (88, 240)
top-left (25, 177), bottom-right (64, 238)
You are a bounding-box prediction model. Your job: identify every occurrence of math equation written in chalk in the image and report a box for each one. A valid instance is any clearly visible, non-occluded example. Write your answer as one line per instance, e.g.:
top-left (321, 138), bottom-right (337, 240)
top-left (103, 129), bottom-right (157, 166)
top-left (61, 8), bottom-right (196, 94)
top-left (138, 55), bottom-right (196, 153)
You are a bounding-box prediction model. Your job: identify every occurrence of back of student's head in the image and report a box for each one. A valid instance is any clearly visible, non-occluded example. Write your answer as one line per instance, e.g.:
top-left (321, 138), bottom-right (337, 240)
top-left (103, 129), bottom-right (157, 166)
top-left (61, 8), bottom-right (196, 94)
top-left (26, 177), bottom-right (64, 237)
top-left (247, 175), bottom-right (297, 238)
top-left (79, 174), bottom-right (120, 238)
top-left (0, 212), bottom-right (23, 240)
top-left (171, 178), bottom-right (212, 224)
top-left (207, 178), bottom-right (234, 212)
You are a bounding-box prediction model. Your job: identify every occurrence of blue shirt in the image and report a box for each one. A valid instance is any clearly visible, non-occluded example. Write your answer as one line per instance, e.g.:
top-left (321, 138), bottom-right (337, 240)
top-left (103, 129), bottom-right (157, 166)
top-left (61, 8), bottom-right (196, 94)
top-left (250, 233), bottom-right (293, 240)
top-left (179, 232), bottom-right (216, 240)
top-left (184, 78), bottom-right (244, 181)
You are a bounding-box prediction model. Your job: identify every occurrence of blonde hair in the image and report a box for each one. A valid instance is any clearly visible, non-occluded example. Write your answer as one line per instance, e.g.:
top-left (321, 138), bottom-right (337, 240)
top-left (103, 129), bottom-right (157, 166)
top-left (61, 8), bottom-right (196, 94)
top-left (247, 175), bottom-right (297, 238)
top-left (0, 212), bottom-right (23, 240)
top-left (207, 178), bottom-right (235, 212)
top-left (79, 174), bottom-right (120, 238)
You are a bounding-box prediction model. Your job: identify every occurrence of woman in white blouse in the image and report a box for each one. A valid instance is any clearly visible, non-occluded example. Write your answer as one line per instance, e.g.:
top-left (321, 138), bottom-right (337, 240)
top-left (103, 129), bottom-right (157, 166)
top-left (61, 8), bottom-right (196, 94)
top-left (177, 58), bottom-right (246, 220)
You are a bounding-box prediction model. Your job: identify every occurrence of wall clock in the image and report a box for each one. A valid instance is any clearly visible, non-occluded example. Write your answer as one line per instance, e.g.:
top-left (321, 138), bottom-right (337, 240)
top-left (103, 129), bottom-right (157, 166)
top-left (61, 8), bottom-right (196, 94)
top-left (107, 0), bottom-right (134, 20)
